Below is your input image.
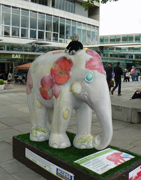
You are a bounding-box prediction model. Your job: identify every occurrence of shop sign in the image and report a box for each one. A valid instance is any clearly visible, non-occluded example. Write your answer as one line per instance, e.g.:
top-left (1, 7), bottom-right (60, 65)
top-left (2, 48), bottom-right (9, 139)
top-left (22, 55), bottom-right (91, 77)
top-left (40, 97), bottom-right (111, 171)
top-left (12, 54), bottom-right (21, 58)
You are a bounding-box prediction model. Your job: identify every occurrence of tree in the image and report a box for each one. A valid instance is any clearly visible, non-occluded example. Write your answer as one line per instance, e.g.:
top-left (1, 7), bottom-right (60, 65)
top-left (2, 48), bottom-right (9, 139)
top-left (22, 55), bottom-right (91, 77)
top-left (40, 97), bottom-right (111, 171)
top-left (81, 0), bottom-right (118, 10)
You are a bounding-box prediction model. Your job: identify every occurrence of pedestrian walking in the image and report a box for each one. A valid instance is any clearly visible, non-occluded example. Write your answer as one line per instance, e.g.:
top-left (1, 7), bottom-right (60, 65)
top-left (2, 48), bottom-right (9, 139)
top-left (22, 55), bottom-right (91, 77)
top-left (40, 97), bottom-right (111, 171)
top-left (105, 63), bottom-right (113, 92)
top-left (111, 62), bottom-right (123, 96)
top-left (130, 66), bottom-right (135, 81)
top-left (125, 69), bottom-right (130, 82)
top-left (135, 68), bottom-right (140, 81)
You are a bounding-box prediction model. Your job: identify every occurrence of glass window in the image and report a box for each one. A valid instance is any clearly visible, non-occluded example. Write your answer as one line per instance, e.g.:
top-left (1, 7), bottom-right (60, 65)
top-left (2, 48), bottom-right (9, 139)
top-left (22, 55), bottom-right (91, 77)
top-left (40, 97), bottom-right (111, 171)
top-left (2, 26), bottom-right (10, 36)
top-left (53, 33), bottom-right (58, 41)
top-left (100, 37), bottom-right (104, 44)
top-left (60, 18), bottom-right (65, 42)
top-left (110, 36), bottom-right (115, 43)
top-left (30, 11), bottom-right (37, 29)
top-left (21, 10), bottom-right (29, 28)
top-left (91, 31), bottom-right (95, 44)
top-left (12, 7), bottom-right (20, 27)
top-left (12, 27), bottom-right (19, 36)
top-left (21, 28), bottom-right (28, 38)
top-left (2, 6), bottom-right (10, 25)
top-left (46, 32), bottom-right (51, 41)
top-left (46, 15), bottom-right (52, 31)
top-left (115, 36), bottom-right (120, 43)
top-left (66, 20), bottom-right (71, 39)
top-left (82, 24), bottom-right (86, 45)
top-left (87, 25), bottom-right (91, 45)
top-left (38, 13), bottom-right (45, 30)
top-left (103, 36), bottom-right (108, 44)
top-left (72, 21), bottom-right (76, 34)
top-left (30, 30), bottom-right (36, 38)
top-left (53, 17), bottom-right (59, 32)
top-left (135, 35), bottom-right (140, 42)
top-left (38, 31), bottom-right (44, 39)
top-left (122, 35), bottom-right (127, 43)
top-left (128, 35), bottom-right (133, 42)
top-left (77, 22), bottom-right (82, 42)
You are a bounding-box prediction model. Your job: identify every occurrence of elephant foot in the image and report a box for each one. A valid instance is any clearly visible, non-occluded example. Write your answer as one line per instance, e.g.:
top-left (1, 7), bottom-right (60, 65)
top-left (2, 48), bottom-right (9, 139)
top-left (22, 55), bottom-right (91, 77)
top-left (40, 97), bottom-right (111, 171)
top-left (49, 133), bottom-right (71, 149)
top-left (73, 134), bottom-right (94, 149)
top-left (30, 126), bottom-right (49, 142)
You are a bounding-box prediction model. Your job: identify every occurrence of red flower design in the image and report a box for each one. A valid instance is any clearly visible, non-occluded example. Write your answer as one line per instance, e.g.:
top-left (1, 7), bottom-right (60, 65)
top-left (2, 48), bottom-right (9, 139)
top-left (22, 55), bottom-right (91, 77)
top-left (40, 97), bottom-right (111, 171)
top-left (51, 57), bottom-right (73, 84)
top-left (85, 49), bottom-right (105, 74)
top-left (40, 75), bottom-right (60, 100)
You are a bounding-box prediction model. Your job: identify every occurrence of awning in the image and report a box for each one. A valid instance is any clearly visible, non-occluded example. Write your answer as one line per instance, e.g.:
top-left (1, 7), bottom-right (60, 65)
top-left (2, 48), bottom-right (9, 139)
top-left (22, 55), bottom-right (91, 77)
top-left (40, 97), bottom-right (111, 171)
top-left (16, 63), bottom-right (32, 70)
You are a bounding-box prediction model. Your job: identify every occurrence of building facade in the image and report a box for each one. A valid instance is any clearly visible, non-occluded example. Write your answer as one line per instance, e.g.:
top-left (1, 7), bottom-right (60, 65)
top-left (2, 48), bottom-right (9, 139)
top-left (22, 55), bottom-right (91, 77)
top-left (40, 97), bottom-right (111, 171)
top-left (0, 0), bottom-right (100, 79)
top-left (99, 34), bottom-right (141, 70)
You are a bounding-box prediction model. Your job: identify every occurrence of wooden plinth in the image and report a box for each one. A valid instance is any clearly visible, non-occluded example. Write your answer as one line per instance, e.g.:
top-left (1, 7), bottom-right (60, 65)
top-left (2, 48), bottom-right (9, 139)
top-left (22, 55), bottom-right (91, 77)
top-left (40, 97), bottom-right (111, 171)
top-left (13, 136), bottom-right (141, 180)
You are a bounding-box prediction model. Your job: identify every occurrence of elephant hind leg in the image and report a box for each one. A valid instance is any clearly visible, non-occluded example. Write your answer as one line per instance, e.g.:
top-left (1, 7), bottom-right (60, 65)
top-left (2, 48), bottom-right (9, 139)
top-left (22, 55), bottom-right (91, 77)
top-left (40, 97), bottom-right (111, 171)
top-left (27, 94), bottom-right (49, 142)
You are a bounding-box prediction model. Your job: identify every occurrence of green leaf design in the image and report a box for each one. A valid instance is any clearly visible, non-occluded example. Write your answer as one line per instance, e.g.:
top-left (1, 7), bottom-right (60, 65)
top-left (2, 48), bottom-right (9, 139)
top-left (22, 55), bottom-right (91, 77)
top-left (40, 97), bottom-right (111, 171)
top-left (76, 134), bottom-right (94, 144)
top-left (34, 126), bottom-right (47, 133)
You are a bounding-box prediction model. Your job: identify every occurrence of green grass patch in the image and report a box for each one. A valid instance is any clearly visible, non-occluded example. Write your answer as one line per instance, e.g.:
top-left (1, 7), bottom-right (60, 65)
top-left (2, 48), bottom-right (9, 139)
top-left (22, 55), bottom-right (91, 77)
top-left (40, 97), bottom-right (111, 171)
top-left (17, 132), bottom-right (141, 179)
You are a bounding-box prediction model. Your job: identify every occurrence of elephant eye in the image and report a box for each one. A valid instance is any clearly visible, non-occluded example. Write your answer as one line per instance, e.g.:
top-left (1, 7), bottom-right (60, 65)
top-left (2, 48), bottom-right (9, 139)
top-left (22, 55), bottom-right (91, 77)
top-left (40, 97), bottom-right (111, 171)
top-left (85, 72), bottom-right (93, 82)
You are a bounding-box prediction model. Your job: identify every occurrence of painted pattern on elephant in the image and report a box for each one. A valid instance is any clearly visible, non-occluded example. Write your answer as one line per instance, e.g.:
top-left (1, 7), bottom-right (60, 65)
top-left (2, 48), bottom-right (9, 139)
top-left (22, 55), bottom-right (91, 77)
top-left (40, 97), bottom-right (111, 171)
top-left (26, 49), bottom-right (113, 150)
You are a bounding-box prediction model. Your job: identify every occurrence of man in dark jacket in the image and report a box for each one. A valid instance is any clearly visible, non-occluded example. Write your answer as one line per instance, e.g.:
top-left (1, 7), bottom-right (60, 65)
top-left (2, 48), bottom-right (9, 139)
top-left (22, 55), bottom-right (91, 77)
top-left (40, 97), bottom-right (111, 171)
top-left (105, 63), bottom-right (112, 92)
top-left (111, 62), bottom-right (123, 96)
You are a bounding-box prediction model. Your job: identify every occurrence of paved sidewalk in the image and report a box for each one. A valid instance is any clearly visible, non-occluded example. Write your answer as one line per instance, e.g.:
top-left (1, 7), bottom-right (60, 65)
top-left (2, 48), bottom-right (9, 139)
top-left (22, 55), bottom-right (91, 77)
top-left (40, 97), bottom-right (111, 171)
top-left (0, 81), bottom-right (141, 180)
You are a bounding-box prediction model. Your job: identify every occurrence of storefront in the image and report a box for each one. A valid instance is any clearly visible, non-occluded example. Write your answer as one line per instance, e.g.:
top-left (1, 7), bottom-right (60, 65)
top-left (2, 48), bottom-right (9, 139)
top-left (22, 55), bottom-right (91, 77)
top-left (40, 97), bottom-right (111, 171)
top-left (0, 53), bottom-right (39, 80)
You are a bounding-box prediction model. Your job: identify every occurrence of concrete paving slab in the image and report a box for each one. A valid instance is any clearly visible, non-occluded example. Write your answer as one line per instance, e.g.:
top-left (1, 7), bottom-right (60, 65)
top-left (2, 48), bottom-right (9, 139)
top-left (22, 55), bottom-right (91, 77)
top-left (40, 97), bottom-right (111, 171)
top-left (0, 168), bottom-right (16, 180)
top-left (18, 116), bottom-right (30, 122)
top-left (0, 141), bottom-right (13, 163)
top-left (1, 159), bottom-right (43, 177)
top-left (0, 117), bottom-right (27, 127)
top-left (0, 129), bottom-right (21, 143)
top-left (0, 122), bottom-right (10, 130)
top-left (12, 170), bottom-right (46, 180)
top-left (13, 123), bottom-right (32, 134)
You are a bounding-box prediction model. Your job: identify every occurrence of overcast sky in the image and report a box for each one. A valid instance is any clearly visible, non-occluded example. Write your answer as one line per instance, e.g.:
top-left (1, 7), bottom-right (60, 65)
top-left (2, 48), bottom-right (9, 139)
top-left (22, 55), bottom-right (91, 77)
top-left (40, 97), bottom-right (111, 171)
top-left (100, 0), bottom-right (141, 35)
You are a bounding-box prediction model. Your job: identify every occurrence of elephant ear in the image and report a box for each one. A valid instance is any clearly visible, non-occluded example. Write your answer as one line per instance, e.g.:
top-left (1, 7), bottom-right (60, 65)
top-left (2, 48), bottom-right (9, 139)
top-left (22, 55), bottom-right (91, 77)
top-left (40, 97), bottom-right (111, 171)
top-left (85, 50), bottom-right (105, 75)
top-left (51, 57), bottom-right (73, 84)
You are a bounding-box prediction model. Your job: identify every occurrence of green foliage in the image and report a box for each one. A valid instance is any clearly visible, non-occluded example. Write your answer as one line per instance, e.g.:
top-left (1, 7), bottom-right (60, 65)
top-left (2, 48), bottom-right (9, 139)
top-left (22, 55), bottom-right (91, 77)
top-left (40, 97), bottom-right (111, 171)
top-left (0, 80), bottom-right (4, 85)
top-left (81, 0), bottom-right (118, 11)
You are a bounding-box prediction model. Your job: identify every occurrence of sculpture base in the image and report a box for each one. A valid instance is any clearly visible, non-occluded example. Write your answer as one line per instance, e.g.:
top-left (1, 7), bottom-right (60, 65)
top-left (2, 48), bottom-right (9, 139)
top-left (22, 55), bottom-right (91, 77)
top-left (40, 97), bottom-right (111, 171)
top-left (13, 133), bottom-right (141, 180)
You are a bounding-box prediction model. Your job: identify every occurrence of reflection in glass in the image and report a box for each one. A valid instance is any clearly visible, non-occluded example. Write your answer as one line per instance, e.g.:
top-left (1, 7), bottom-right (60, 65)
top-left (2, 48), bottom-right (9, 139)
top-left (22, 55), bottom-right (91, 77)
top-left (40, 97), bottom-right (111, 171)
top-left (21, 10), bottom-right (29, 28)
top-left (46, 32), bottom-right (51, 41)
top-left (2, 26), bottom-right (10, 36)
top-left (66, 20), bottom-right (71, 39)
top-left (21, 28), bottom-right (28, 38)
top-left (2, 6), bottom-right (10, 25)
top-left (30, 30), bottom-right (36, 38)
top-left (53, 17), bottom-right (58, 32)
top-left (53, 33), bottom-right (58, 41)
top-left (135, 35), bottom-right (140, 42)
top-left (38, 31), bottom-right (44, 39)
top-left (46, 15), bottom-right (52, 31)
top-left (38, 13), bottom-right (45, 30)
top-left (12, 8), bottom-right (20, 26)
top-left (60, 18), bottom-right (65, 42)
top-left (72, 21), bottom-right (76, 34)
top-left (12, 27), bottom-right (19, 36)
top-left (30, 11), bottom-right (37, 29)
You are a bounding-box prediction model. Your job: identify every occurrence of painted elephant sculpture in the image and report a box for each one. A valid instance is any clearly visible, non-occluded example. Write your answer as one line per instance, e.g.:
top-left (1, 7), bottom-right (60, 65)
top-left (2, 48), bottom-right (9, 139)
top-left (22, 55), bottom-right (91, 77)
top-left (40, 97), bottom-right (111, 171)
top-left (26, 49), bottom-right (113, 150)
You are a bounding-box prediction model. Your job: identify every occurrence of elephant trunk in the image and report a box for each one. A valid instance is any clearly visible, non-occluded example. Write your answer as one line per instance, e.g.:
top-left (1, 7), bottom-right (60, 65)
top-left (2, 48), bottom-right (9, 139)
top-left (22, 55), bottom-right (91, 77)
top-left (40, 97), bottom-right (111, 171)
top-left (91, 97), bottom-right (113, 150)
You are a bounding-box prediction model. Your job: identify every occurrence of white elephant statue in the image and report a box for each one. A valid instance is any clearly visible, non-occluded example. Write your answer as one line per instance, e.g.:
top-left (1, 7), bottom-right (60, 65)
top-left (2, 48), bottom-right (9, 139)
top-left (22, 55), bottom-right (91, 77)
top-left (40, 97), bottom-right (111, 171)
top-left (26, 49), bottom-right (113, 150)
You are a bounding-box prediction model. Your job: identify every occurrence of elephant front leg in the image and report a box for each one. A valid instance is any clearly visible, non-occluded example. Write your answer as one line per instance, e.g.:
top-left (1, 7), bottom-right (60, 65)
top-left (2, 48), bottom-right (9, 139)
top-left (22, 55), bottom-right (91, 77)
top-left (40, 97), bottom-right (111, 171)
top-left (73, 103), bottom-right (94, 149)
top-left (28, 94), bottom-right (49, 142)
top-left (49, 97), bottom-right (72, 149)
